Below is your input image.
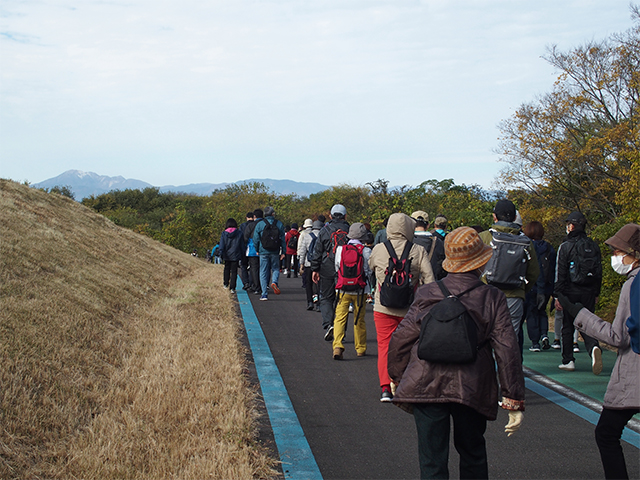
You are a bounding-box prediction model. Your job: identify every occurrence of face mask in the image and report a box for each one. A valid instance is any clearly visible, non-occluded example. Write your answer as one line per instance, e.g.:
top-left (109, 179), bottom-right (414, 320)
top-left (566, 226), bottom-right (571, 235)
top-left (611, 254), bottom-right (634, 275)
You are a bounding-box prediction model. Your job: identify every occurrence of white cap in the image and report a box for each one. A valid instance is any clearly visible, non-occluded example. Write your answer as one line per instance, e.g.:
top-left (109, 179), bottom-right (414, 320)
top-left (331, 204), bottom-right (347, 216)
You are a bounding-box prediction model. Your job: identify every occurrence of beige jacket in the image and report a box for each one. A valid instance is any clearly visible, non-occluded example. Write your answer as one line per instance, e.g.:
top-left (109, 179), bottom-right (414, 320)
top-left (369, 213), bottom-right (435, 317)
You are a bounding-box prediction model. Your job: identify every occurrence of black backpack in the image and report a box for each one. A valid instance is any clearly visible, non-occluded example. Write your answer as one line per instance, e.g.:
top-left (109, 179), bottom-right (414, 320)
top-left (287, 233), bottom-right (298, 250)
top-left (260, 219), bottom-right (281, 251)
top-left (307, 232), bottom-right (318, 263)
top-left (538, 241), bottom-right (555, 286)
top-left (483, 230), bottom-right (531, 290)
top-left (417, 281), bottom-right (485, 364)
top-left (379, 240), bottom-right (414, 309)
top-left (568, 236), bottom-right (601, 285)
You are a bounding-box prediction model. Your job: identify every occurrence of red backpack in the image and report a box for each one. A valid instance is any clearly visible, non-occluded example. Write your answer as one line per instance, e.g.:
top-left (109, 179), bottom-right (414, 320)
top-left (336, 243), bottom-right (367, 292)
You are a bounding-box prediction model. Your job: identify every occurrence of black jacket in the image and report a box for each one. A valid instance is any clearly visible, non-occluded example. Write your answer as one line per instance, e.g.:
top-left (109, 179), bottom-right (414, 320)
top-left (554, 230), bottom-right (602, 297)
top-left (310, 219), bottom-right (350, 278)
top-left (219, 228), bottom-right (245, 261)
top-left (413, 232), bottom-right (446, 280)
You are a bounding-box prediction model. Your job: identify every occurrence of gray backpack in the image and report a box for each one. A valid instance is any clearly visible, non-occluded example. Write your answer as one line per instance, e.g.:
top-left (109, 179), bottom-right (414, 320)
top-left (483, 230), bottom-right (531, 290)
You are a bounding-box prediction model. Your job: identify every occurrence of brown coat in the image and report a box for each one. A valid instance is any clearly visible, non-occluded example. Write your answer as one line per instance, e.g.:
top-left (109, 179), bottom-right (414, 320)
top-left (388, 271), bottom-right (525, 420)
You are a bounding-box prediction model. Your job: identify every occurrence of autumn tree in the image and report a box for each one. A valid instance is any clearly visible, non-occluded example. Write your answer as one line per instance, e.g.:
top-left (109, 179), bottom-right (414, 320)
top-left (496, 7), bottom-right (640, 225)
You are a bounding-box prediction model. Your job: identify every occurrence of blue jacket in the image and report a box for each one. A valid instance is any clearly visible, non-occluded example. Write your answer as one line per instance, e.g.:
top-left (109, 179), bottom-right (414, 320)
top-left (219, 227), bottom-right (244, 261)
top-left (252, 216), bottom-right (286, 255)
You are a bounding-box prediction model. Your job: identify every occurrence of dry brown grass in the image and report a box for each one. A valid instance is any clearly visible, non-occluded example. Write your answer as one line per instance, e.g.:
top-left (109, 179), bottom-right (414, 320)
top-left (0, 180), bottom-right (278, 479)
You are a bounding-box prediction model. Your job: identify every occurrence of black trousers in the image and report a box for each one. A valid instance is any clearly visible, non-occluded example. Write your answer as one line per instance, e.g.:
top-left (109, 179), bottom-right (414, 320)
top-left (239, 254), bottom-right (250, 287)
top-left (595, 407), bottom-right (640, 479)
top-left (561, 291), bottom-right (599, 364)
top-left (413, 403), bottom-right (488, 480)
top-left (247, 256), bottom-right (260, 291)
top-left (223, 260), bottom-right (239, 290)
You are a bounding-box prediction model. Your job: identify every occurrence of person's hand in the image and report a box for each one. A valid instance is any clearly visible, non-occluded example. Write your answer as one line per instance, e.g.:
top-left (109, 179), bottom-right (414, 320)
top-left (280, 254), bottom-right (285, 261)
top-left (536, 293), bottom-right (547, 311)
top-left (555, 298), bottom-right (563, 311)
top-left (505, 411), bottom-right (523, 437)
top-left (312, 272), bottom-right (320, 284)
top-left (556, 293), bottom-right (584, 319)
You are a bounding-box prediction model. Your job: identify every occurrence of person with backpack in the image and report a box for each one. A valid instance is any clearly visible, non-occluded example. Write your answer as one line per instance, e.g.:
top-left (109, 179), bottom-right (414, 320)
top-left (412, 210), bottom-right (446, 280)
top-left (252, 206), bottom-right (286, 301)
top-left (242, 209), bottom-right (262, 295)
top-left (479, 200), bottom-right (539, 355)
top-left (387, 226), bottom-right (525, 479)
top-left (311, 204), bottom-right (350, 339)
top-left (218, 218), bottom-right (245, 294)
top-left (297, 219), bottom-right (313, 289)
top-left (369, 212), bottom-right (434, 402)
top-left (554, 211), bottom-right (603, 373)
top-left (557, 223), bottom-right (640, 479)
top-left (285, 223), bottom-right (300, 278)
top-left (299, 219), bottom-right (322, 311)
top-left (332, 223), bottom-right (372, 360)
top-left (523, 221), bottom-right (556, 352)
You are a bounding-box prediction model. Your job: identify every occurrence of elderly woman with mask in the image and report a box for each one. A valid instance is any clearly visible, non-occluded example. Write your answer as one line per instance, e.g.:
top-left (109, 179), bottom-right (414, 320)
top-left (558, 223), bottom-right (640, 480)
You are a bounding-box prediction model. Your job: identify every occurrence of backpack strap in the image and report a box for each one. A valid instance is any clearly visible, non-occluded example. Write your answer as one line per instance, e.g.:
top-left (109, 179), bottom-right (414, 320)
top-left (437, 280), bottom-right (483, 299)
top-left (428, 236), bottom-right (437, 261)
top-left (383, 239), bottom-right (397, 260)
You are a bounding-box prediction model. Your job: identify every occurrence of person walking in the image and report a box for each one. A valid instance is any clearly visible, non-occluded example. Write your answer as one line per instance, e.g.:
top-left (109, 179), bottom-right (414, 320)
top-left (298, 218), bottom-right (313, 289)
top-left (411, 210), bottom-right (446, 280)
top-left (332, 223), bottom-right (372, 359)
top-left (554, 211), bottom-right (603, 373)
top-left (388, 226), bottom-right (525, 479)
top-left (253, 206), bottom-right (286, 301)
top-left (523, 221), bottom-right (556, 351)
top-left (557, 223), bottom-right (640, 479)
top-left (479, 200), bottom-right (539, 355)
top-left (238, 211), bottom-right (254, 290)
top-left (218, 218), bottom-right (245, 293)
top-left (285, 223), bottom-right (300, 278)
top-left (369, 212), bottom-right (434, 402)
top-left (311, 204), bottom-right (350, 339)
top-left (299, 220), bottom-right (322, 310)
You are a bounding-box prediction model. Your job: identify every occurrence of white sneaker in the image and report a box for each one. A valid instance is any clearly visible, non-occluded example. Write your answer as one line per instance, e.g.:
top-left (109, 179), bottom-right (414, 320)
top-left (592, 346), bottom-right (603, 375)
top-left (559, 361), bottom-right (575, 371)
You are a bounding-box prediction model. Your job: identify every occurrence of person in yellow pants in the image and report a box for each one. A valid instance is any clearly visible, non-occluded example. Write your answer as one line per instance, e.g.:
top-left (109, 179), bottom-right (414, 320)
top-left (332, 223), bottom-right (372, 359)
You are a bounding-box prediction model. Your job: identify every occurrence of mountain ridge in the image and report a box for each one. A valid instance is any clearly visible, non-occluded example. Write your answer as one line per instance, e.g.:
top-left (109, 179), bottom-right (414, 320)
top-left (32, 170), bottom-right (331, 199)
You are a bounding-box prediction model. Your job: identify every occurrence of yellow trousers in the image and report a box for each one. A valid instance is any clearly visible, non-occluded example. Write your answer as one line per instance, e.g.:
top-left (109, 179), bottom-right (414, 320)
top-left (333, 291), bottom-right (367, 355)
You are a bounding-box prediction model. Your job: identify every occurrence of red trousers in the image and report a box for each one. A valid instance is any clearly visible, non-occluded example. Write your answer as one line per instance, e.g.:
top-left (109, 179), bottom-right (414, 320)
top-left (374, 310), bottom-right (404, 388)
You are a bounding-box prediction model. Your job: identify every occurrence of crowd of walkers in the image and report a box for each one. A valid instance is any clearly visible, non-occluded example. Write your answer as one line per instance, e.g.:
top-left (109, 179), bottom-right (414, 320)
top-left (210, 201), bottom-right (639, 480)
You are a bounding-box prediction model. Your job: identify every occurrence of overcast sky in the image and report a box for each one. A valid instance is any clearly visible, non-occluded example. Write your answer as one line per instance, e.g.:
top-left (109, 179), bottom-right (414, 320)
top-left (0, 0), bottom-right (635, 190)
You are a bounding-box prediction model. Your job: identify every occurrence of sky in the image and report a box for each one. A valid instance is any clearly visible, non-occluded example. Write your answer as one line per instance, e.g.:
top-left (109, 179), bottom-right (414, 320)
top-left (0, 1), bottom-right (636, 190)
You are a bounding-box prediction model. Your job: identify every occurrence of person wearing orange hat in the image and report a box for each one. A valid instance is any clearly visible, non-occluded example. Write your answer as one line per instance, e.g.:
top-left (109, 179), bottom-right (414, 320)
top-left (388, 226), bottom-right (525, 479)
top-left (558, 223), bottom-right (640, 480)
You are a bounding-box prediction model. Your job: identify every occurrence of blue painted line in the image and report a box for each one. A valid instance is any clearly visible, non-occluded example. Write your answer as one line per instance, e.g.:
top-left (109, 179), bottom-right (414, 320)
top-left (525, 377), bottom-right (640, 449)
top-left (236, 286), bottom-right (323, 480)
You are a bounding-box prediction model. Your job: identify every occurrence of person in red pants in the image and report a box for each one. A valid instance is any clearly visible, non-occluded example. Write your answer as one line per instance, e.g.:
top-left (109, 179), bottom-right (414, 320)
top-left (369, 212), bottom-right (434, 402)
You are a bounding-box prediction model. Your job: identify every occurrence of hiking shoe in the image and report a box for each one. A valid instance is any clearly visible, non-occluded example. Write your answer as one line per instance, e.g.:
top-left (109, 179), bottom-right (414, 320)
top-left (552, 339), bottom-right (561, 349)
top-left (559, 361), bottom-right (575, 371)
top-left (380, 387), bottom-right (393, 403)
top-left (223, 285), bottom-right (229, 289)
top-left (573, 343), bottom-right (580, 353)
top-left (333, 348), bottom-right (344, 360)
top-left (529, 345), bottom-right (541, 352)
top-left (307, 302), bottom-right (314, 311)
top-left (592, 346), bottom-right (603, 375)
top-left (242, 284), bottom-right (250, 290)
top-left (357, 351), bottom-right (366, 357)
top-left (271, 283), bottom-right (281, 295)
top-left (324, 326), bottom-right (334, 341)
top-left (230, 289), bottom-right (236, 294)
top-left (260, 295), bottom-right (268, 301)
top-left (541, 336), bottom-right (550, 350)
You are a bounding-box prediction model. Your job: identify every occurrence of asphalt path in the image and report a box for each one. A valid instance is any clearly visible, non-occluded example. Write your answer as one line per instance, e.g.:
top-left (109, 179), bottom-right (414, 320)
top-left (246, 275), bottom-right (640, 480)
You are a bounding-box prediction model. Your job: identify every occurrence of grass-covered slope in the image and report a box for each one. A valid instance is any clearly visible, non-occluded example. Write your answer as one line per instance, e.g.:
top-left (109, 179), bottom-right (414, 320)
top-left (0, 180), bottom-right (277, 479)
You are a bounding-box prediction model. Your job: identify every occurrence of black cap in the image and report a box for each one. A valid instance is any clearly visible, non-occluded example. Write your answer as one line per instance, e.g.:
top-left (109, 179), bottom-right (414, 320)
top-left (493, 199), bottom-right (516, 222)
top-left (566, 211), bottom-right (587, 226)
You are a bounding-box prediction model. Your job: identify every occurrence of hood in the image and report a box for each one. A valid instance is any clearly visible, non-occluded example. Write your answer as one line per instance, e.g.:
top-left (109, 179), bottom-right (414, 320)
top-left (491, 221), bottom-right (522, 235)
top-left (386, 213), bottom-right (415, 242)
top-left (534, 239), bottom-right (550, 253)
top-left (225, 227), bottom-right (240, 236)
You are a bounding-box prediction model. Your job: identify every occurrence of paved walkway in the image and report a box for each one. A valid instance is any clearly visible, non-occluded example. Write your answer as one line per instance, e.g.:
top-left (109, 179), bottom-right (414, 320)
top-left (238, 275), bottom-right (639, 479)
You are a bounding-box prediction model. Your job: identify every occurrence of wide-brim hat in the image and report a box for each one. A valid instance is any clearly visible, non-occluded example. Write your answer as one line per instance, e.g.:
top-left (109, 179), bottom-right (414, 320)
top-left (442, 226), bottom-right (493, 273)
top-left (605, 223), bottom-right (640, 258)
top-left (303, 218), bottom-right (313, 228)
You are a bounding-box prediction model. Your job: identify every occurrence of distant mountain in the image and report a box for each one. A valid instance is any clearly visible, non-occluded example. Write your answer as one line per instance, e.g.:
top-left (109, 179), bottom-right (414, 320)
top-left (32, 170), bottom-right (330, 200)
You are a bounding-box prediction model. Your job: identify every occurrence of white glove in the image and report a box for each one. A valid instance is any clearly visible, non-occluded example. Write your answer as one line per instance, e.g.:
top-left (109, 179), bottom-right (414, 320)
top-left (505, 411), bottom-right (523, 437)
top-left (390, 381), bottom-right (397, 396)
